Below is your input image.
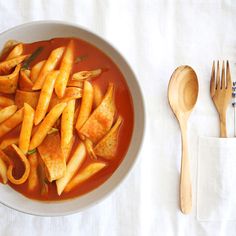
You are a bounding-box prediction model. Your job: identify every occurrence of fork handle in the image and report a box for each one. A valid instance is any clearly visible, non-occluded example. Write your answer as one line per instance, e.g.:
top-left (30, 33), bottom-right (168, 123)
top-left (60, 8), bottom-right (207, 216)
top-left (220, 114), bottom-right (227, 138)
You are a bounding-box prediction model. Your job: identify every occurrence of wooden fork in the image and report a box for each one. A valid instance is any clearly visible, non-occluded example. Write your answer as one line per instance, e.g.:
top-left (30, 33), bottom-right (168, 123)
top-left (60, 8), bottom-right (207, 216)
top-left (210, 60), bottom-right (232, 137)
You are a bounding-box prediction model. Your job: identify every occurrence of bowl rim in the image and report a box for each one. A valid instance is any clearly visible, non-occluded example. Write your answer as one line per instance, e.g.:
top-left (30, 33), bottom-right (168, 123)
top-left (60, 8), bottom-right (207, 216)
top-left (0, 20), bottom-right (146, 216)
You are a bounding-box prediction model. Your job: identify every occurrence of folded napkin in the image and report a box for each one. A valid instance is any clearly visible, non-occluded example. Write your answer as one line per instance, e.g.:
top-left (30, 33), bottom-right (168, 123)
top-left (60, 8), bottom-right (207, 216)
top-left (197, 137), bottom-right (236, 221)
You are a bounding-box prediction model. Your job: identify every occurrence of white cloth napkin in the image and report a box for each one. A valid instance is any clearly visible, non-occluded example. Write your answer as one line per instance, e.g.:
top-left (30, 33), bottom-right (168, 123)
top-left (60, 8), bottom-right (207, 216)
top-left (197, 137), bottom-right (236, 221)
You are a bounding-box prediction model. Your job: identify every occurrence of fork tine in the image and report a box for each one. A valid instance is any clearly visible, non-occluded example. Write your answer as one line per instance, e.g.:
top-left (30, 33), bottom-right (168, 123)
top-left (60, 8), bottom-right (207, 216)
top-left (216, 60), bottom-right (220, 89)
top-left (226, 60), bottom-right (232, 89)
top-left (221, 61), bottom-right (226, 89)
top-left (210, 61), bottom-right (216, 97)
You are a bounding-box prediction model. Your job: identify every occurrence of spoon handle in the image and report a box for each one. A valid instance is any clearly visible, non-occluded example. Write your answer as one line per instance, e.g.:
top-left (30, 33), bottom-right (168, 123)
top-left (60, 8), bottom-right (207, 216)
top-left (180, 123), bottom-right (192, 214)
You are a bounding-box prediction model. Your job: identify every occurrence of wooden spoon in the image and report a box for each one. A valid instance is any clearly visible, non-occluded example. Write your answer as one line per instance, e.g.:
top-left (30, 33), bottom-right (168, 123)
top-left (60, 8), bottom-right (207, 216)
top-left (168, 65), bottom-right (198, 214)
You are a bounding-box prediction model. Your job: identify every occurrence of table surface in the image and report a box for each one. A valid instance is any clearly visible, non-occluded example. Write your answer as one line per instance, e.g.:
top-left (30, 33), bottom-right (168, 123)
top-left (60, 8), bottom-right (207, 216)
top-left (1, 0), bottom-right (236, 235)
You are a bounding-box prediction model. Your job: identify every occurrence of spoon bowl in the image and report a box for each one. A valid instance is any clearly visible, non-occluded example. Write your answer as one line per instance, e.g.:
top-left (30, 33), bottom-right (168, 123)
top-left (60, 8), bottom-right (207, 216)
top-left (168, 65), bottom-right (198, 214)
top-left (168, 66), bottom-right (198, 116)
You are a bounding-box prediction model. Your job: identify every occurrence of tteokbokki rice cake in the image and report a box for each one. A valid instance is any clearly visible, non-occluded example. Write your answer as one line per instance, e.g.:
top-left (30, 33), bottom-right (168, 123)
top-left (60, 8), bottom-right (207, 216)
top-left (0, 38), bottom-right (134, 200)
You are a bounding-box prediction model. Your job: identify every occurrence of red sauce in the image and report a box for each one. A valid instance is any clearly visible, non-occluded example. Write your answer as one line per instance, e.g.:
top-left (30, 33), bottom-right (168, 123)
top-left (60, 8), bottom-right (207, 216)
top-left (0, 38), bottom-right (134, 201)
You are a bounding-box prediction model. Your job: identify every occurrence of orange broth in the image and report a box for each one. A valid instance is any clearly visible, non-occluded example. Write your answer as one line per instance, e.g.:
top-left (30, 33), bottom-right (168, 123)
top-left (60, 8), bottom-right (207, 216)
top-left (0, 37), bottom-right (134, 201)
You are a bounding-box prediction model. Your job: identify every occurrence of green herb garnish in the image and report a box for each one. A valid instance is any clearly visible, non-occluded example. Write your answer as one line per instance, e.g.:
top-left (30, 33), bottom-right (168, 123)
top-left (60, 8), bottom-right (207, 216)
top-left (27, 149), bottom-right (36, 155)
top-left (22, 46), bottom-right (44, 70)
top-left (74, 55), bottom-right (87, 63)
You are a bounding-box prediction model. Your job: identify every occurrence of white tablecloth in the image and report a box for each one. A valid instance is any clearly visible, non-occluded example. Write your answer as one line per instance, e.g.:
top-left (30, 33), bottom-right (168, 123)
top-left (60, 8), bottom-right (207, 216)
top-left (1, 0), bottom-right (236, 235)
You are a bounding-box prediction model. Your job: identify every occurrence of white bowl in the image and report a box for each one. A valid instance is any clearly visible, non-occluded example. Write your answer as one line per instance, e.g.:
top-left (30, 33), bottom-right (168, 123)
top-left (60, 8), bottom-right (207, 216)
top-left (0, 21), bottom-right (145, 216)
